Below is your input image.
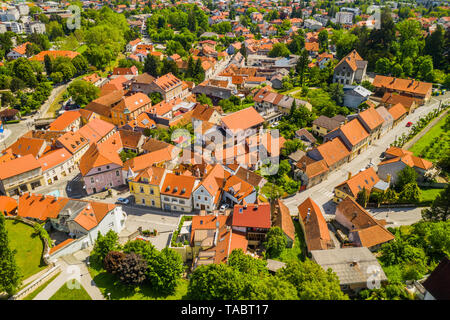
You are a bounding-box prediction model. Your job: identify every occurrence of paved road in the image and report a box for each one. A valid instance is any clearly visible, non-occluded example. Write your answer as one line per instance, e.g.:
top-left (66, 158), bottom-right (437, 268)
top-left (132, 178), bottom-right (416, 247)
top-left (283, 94), bottom-right (450, 219)
top-left (367, 207), bottom-right (424, 227)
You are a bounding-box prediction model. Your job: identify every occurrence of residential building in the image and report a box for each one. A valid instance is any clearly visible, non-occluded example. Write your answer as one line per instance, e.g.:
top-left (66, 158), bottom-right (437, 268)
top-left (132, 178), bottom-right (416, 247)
top-left (192, 164), bottom-right (226, 211)
top-left (333, 167), bottom-right (389, 203)
top-left (38, 148), bottom-right (75, 186)
top-left (77, 118), bottom-right (116, 145)
top-left (311, 247), bottom-right (388, 294)
top-left (220, 107), bottom-right (265, 144)
top-left (160, 173), bottom-right (198, 212)
top-left (306, 137), bottom-right (351, 171)
top-left (298, 197), bottom-right (334, 252)
top-left (7, 136), bottom-right (48, 159)
top-left (356, 106), bottom-right (385, 144)
top-left (372, 75), bottom-right (433, 103)
top-left (312, 115), bottom-right (345, 137)
top-left (324, 118), bottom-right (370, 160)
top-left (375, 106), bottom-right (394, 136)
top-left (343, 85), bottom-right (372, 109)
top-left (48, 110), bottom-right (82, 132)
top-left (422, 257), bottom-right (450, 300)
top-left (135, 72), bottom-right (183, 101)
top-left (111, 92), bottom-right (152, 126)
top-left (273, 199), bottom-right (295, 248)
top-left (56, 131), bottom-right (90, 164)
top-left (295, 156), bottom-right (329, 189)
top-left (85, 89), bottom-right (125, 123)
top-left (222, 174), bottom-right (257, 205)
top-left (336, 11), bottom-right (354, 25)
top-left (333, 50), bottom-right (367, 84)
top-left (232, 203), bottom-right (271, 247)
top-left (335, 196), bottom-right (395, 250)
top-left (381, 92), bottom-right (420, 113)
top-left (7, 41), bottom-right (30, 59)
top-left (79, 133), bottom-right (125, 195)
top-left (0, 154), bottom-right (44, 197)
top-left (387, 103), bottom-right (407, 126)
top-left (377, 147), bottom-right (434, 184)
top-left (129, 166), bottom-right (167, 208)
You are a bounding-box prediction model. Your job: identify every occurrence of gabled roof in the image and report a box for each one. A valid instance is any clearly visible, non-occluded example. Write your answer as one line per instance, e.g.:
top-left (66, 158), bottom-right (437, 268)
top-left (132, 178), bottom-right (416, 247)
top-left (335, 167), bottom-right (380, 198)
top-left (77, 118), bottom-right (115, 144)
top-left (73, 201), bottom-right (117, 231)
top-left (338, 118), bottom-right (370, 146)
top-left (221, 107), bottom-right (264, 133)
top-left (232, 203), bottom-right (271, 229)
top-left (223, 174), bottom-right (255, 202)
top-left (18, 193), bottom-right (70, 221)
top-left (190, 214), bottom-right (228, 245)
top-left (123, 147), bottom-right (177, 173)
top-left (337, 196), bottom-right (394, 248)
top-left (335, 50), bottom-right (364, 71)
top-left (191, 104), bottom-right (220, 122)
top-left (378, 154), bottom-right (433, 171)
top-left (8, 136), bottom-right (46, 158)
top-left (195, 164), bottom-right (225, 200)
top-left (422, 257), bottom-right (450, 300)
top-left (275, 199), bottom-right (295, 242)
top-left (160, 173), bottom-right (197, 199)
top-left (387, 103), bottom-right (407, 121)
top-left (313, 115), bottom-right (341, 131)
top-left (298, 197), bottom-right (333, 251)
top-left (0, 196), bottom-right (18, 215)
top-left (296, 156), bottom-right (329, 178)
top-left (132, 166), bottom-right (166, 186)
top-left (373, 75), bottom-right (432, 96)
top-left (154, 72), bottom-right (182, 92)
top-left (357, 107), bottom-right (385, 131)
top-left (38, 148), bottom-right (72, 172)
top-left (112, 92), bottom-right (151, 114)
top-left (48, 110), bottom-right (81, 131)
top-left (30, 50), bottom-right (80, 62)
top-left (315, 137), bottom-right (350, 167)
top-left (0, 154), bottom-right (41, 180)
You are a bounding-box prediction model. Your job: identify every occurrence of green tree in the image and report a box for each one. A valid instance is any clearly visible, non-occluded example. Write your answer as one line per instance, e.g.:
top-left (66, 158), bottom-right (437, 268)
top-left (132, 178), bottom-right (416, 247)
top-left (296, 49), bottom-right (309, 86)
top-left (144, 55), bottom-right (161, 77)
top-left (356, 187), bottom-right (370, 208)
top-left (228, 249), bottom-right (268, 276)
top-left (268, 43), bottom-right (290, 58)
top-left (196, 93), bottom-right (212, 106)
top-left (44, 54), bottom-right (53, 75)
top-left (247, 276), bottom-right (298, 300)
top-left (50, 72), bottom-right (64, 84)
top-left (91, 230), bottom-right (120, 264)
top-left (277, 260), bottom-right (348, 300)
top-left (395, 166), bottom-right (418, 192)
top-left (318, 29), bottom-right (329, 52)
top-left (103, 250), bottom-right (125, 275)
top-left (422, 184), bottom-right (450, 222)
top-left (264, 226), bottom-right (287, 259)
top-left (0, 213), bottom-right (22, 295)
top-left (116, 252), bottom-right (147, 286)
top-left (147, 247), bottom-right (184, 295)
top-left (67, 80), bottom-right (100, 106)
top-left (398, 182), bottom-right (421, 204)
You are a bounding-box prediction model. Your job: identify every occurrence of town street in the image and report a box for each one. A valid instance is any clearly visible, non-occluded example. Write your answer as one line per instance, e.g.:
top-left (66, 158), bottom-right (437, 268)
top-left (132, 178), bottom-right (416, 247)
top-left (283, 93), bottom-right (450, 220)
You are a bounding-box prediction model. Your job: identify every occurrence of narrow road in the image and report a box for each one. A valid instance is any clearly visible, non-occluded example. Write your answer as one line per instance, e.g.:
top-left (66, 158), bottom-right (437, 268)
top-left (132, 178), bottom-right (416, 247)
top-left (282, 94), bottom-right (450, 218)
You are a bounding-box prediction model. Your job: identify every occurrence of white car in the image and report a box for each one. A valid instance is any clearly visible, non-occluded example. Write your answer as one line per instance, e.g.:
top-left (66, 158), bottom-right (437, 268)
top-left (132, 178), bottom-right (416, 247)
top-left (271, 122), bottom-right (279, 127)
top-left (220, 204), bottom-right (229, 211)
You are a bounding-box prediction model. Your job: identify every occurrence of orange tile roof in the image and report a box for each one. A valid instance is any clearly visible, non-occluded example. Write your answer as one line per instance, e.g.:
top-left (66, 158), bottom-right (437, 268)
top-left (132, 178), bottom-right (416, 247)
top-left (154, 72), bottom-right (182, 92)
top-left (8, 136), bottom-right (46, 158)
top-left (73, 202), bottom-right (117, 231)
top-left (112, 92), bottom-right (151, 114)
top-left (373, 75), bottom-right (432, 96)
top-left (79, 132), bottom-right (123, 176)
top-left (190, 214), bottom-right (228, 244)
top-left (38, 148), bottom-right (72, 172)
top-left (276, 199), bottom-right (295, 242)
top-left (316, 137), bottom-right (350, 167)
top-left (57, 131), bottom-right (89, 155)
top-left (336, 50), bottom-right (363, 71)
top-left (388, 103), bottom-right (407, 121)
top-left (298, 197), bottom-right (333, 251)
top-left (49, 238), bottom-right (74, 255)
top-left (123, 147), bottom-right (177, 172)
top-left (77, 118), bottom-right (115, 144)
top-left (336, 167), bottom-right (380, 198)
top-left (213, 228), bottom-right (248, 264)
top-left (0, 154), bottom-right (41, 180)
top-left (357, 107), bottom-right (385, 131)
top-left (12, 42), bottom-right (32, 55)
top-left (339, 118), bottom-right (370, 146)
top-left (48, 110), bottom-right (81, 131)
top-left (160, 173), bottom-right (197, 199)
top-left (304, 42), bottom-right (319, 52)
top-left (337, 196), bottom-right (394, 248)
top-left (18, 193), bottom-right (70, 221)
top-left (30, 50), bottom-right (80, 62)
top-left (132, 166), bottom-right (166, 185)
top-left (0, 196), bottom-right (17, 215)
top-left (223, 175), bottom-right (255, 202)
top-left (221, 107), bottom-right (264, 133)
top-left (232, 203), bottom-right (271, 229)
top-left (296, 156), bottom-right (329, 178)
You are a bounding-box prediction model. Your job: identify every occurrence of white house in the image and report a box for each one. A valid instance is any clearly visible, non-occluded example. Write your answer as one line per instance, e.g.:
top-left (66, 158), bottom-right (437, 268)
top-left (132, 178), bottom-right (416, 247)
top-left (192, 164), bottom-right (224, 211)
top-left (38, 148), bottom-right (76, 186)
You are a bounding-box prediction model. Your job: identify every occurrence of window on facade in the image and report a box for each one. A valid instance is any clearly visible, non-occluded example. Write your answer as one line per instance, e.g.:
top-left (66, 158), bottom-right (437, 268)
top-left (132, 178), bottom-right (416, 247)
top-left (90, 178), bottom-right (94, 183)
top-left (180, 200), bottom-right (185, 204)
top-left (140, 187), bottom-right (144, 193)
top-left (106, 165), bottom-right (110, 169)
top-left (204, 197), bottom-right (207, 201)
top-left (142, 199), bottom-right (145, 204)
top-left (151, 200), bottom-right (155, 206)
top-left (97, 168), bottom-right (101, 172)
top-left (116, 171), bottom-right (120, 176)
top-left (164, 197), bottom-right (169, 201)
top-left (150, 189), bottom-right (154, 195)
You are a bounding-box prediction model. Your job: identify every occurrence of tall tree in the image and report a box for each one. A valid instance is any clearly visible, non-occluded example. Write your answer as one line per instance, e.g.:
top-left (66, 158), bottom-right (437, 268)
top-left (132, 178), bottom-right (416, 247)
top-left (296, 49), bottom-right (309, 86)
top-left (0, 214), bottom-right (21, 295)
top-left (264, 226), bottom-right (287, 259)
top-left (144, 54), bottom-right (160, 77)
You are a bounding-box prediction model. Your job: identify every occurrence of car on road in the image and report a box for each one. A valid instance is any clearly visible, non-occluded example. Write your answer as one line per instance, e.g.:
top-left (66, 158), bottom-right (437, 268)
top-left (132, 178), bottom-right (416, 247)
top-left (116, 198), bottom-right (130, 205)
top-left (406, 121), bottom-right (413, 127)
top-left (271, 122), bottom-right (279, 128)
top-left (220, 204), bottom-right (229, 211)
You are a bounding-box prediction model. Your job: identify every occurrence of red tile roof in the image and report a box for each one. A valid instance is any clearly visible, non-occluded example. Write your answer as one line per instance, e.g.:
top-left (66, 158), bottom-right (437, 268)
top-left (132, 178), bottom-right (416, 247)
top-left (0, 154), bottom-right (41, 180)
top-left (232, 203), bottom-right (271, 229)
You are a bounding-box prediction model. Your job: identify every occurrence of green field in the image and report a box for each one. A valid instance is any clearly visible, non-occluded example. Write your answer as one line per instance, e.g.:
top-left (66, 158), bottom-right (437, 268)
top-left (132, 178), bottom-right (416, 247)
top-left (23, 272), bottom-right (61, 300)
top-left (88, 263), bottom-right (189, 300)
top-left (49, 280), bottom-right (92, 300)
top-left (275, 220), bottom-right (307, 263)
top-left (420, 188), bottom-right (444, 203)
top-left (409, 113), bottom-right (450, 162)
top-left (5, 220), bottom-right (46, 280)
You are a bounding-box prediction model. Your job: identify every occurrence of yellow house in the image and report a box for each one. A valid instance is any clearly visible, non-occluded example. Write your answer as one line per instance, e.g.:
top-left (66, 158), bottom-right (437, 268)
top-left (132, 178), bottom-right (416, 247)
top-left (129, 166), bottom-right (167, 208)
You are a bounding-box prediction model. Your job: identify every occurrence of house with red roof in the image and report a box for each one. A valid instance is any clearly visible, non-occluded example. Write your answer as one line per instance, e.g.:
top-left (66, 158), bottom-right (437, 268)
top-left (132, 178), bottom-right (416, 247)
top-left (38, 148), bottom-right (75, 186)
top-left (48, 110), bottom-right (82, 132)
top-left (160, 173), bottom-right (199, 212)
top-left (333, 50), bottom-right (367, 84)
top-left (192, 164), bottom-right (227, 211)
top-left (17, 192), bottom-right (127, 260)
top-left (232, 202), bottom-right (271, 247)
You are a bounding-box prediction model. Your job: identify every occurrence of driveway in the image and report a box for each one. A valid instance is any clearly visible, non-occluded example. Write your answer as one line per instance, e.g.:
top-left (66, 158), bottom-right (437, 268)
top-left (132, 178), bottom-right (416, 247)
top-left (367, 207), bottom-right (424, 227)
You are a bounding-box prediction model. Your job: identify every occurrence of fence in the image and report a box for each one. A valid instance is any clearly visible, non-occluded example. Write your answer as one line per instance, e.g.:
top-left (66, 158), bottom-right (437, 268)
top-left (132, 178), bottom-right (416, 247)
top-left (9, 265), bottom-right (60, 300)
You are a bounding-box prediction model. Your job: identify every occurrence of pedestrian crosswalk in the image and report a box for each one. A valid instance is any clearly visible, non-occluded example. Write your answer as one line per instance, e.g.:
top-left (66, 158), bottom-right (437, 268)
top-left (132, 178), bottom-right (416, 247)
top-left (318, 187), bottom-right (334, 199)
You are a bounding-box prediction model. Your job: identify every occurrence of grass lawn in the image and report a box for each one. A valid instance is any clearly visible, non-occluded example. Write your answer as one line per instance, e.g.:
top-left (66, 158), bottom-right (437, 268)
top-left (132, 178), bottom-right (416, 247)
top-left (408, 113), bottom-right (449, 162)
top-left (420, 188), bottom-right (444, 203)
top-left (45, 88), bottom-right (67, 118)
top-left (5, 220), bottom-right (46, 280)
top-left (49, 280), bottom-right (92, 300)
top-left (22, 272), bottom-right (61, 300)
top-left (275, 219), bottom-right (307, 263)
top-left (88, 262), bottom-right (189, 300)
top-left (277, 87), bottom-right (302, 95)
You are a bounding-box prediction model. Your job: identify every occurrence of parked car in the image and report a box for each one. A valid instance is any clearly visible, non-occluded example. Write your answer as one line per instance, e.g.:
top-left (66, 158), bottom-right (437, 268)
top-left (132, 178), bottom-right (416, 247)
top-left (116, 198), bottom-right (130, 205)
top-left (406, 121), bottom-right (413, 127)
top-left (220, 204), bottom-right (229, 211)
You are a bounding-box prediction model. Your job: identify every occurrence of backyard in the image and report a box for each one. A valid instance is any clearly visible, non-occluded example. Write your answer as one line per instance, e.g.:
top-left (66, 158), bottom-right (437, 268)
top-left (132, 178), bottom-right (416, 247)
top-left (49, 280), bottom-right (92, 300)
top-left (420, 188), bottom-right (445, 203)
top-left (5, 220), bottom-right (47, 280)
top-left (88, 262), bottom-right (188, 300)
top-left (274, 219), bottom-right (307, 263)
top-left (408, 113), bottom-right (449, 163)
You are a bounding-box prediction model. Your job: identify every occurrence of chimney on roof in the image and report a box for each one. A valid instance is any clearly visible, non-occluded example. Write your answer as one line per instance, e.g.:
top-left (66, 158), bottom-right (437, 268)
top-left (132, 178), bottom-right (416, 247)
top-left (348, 171), bottom-right (352, 180)
top-left (306, 208), bottom-right (311, 223)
